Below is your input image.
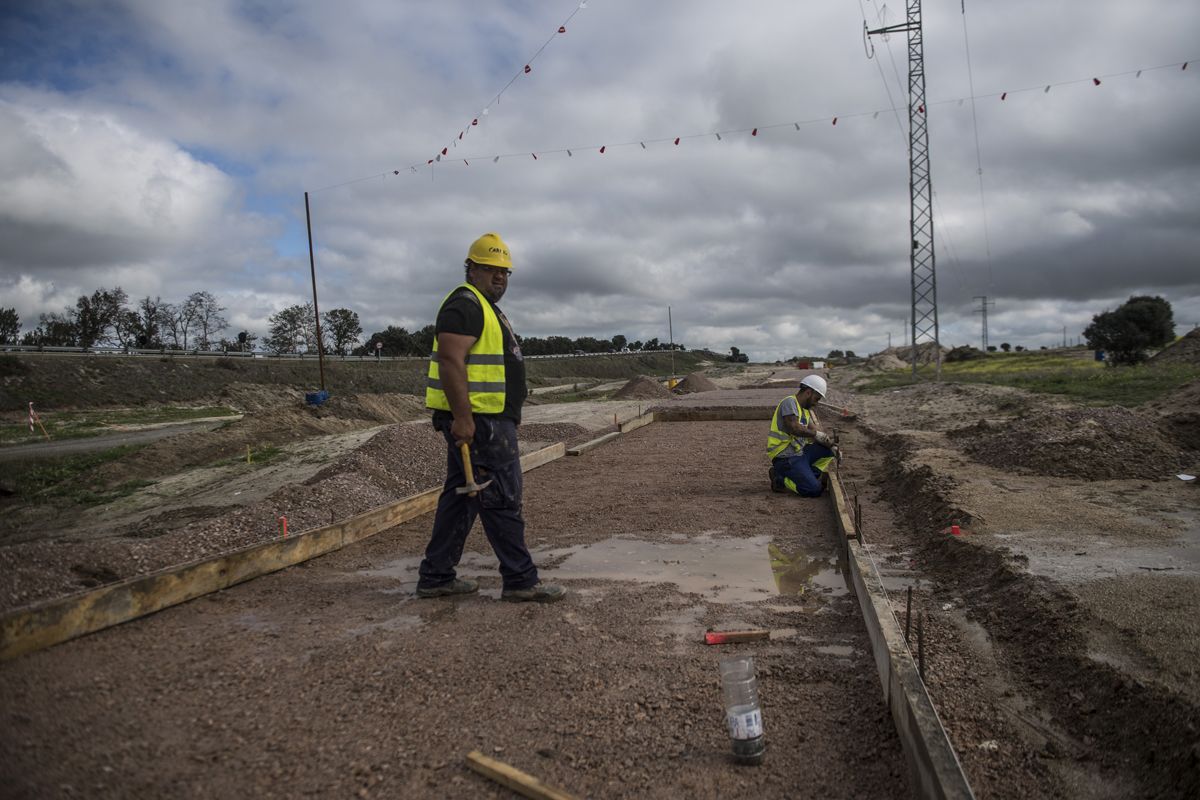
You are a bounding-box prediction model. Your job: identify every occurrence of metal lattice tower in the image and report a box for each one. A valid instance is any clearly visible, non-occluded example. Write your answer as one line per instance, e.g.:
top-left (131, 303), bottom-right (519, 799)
top-left (973, 295), bottom-right (995, 351)
top-left (868, 0), bottom-right (940, 378)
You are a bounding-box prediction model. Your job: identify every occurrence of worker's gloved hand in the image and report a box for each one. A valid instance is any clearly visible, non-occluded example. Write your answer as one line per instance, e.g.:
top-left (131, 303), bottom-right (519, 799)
top-left (813, 430), bottom-right (833, 447)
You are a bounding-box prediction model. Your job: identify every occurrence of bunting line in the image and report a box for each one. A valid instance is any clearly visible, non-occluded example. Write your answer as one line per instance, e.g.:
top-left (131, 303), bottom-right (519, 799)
top-left (310, 56), bottom-right (1194, 193)
top-left (428, 1), bottom-right (591, 166)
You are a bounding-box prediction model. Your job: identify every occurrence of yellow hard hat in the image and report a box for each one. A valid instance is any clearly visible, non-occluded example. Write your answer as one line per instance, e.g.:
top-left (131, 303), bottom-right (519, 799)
top-left (465, 232), bottom-right (513, 270)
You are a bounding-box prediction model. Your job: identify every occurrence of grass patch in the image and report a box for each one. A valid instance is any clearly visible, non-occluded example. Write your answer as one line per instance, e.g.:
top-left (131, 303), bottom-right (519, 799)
top-left (856, 353), bottom-right (1198, 406)
top-left (1, 406), bottom-right (239, 446)
top-left (0, 445), bottom-right (153, 505)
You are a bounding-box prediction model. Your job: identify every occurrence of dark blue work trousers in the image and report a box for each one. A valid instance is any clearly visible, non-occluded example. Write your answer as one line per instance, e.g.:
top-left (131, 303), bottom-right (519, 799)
top-left (417, 416), bottom-right (539, 592)
top-left (772, 442), bottom-right (834, 498)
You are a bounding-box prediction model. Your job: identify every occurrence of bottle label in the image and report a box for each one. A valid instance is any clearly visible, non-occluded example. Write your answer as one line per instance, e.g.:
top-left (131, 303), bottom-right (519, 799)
top-left (726, 708), bottom-right (763, 740)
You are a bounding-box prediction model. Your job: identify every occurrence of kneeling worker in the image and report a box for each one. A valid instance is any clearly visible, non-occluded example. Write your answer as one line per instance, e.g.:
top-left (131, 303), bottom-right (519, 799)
top-left (417, 232), bottom-right (564, 603)
top-left (767, 375), bottom-right (836, 497)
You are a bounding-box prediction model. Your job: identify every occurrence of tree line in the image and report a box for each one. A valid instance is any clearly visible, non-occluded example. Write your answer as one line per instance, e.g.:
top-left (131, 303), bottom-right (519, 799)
top-left (0, 288), bottom-right (688, 358)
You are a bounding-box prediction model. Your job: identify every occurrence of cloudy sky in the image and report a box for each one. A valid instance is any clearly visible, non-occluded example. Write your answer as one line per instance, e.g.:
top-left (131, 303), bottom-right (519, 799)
top-left (2, 0), bottom-right (1198, 361)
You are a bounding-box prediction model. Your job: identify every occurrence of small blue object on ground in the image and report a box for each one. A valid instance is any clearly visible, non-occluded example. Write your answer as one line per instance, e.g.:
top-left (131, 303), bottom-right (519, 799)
top-left (305, 390), bottom-right (331, 406)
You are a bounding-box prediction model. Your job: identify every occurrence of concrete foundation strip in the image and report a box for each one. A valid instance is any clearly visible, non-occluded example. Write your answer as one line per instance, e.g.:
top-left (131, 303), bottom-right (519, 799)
top-left (0, 443), bottom-right (566, 662)
top-left (828, 472), bottom-right (976, 800)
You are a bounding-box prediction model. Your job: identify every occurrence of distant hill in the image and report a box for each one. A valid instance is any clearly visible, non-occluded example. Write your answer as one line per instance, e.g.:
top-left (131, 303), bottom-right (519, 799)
top-left (0, 351), bottom-right (717, 412)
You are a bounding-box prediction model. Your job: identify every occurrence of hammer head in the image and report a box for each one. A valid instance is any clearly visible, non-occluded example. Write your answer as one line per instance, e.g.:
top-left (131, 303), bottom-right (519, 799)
top-left (455, 478), bottom-right (494, 496)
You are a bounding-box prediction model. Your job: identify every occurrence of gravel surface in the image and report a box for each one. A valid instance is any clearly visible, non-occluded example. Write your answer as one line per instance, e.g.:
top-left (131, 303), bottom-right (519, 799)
top-left (0, 420), bottom-right (909, 799)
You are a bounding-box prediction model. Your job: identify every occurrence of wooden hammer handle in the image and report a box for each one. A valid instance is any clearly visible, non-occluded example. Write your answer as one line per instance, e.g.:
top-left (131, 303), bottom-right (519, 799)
top-left (459, 442), bottom-right (479, 497)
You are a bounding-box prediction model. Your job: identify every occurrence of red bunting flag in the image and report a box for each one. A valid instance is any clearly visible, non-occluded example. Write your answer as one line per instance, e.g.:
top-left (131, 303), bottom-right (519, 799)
top-left (751, 128), bottom-right (758, 136)
top-left (831, 117), bottom-right (838, 125)
top-left (1093, 77), bottom-right (1101, 86)
top-left (674, 137), bottom-right (680, 145)
top-left (458, 131), bottom-right (463, 139)
top-left (918, 104), bottom-right (925, 113)
top-left (427, 159), bottom-right (433, 164)
top-left (472, 118), bottom-right (479, 125)
top-left (441, 147), bottom-right (448, 155)
top-left (524, 64), bottom-right (531, 74)
top-left (1001, 92), bottom-right (1007, 100)
top-left (599, 145), bottom-right (606, 153)
top-left (559, 26), bottom-right (566, 33)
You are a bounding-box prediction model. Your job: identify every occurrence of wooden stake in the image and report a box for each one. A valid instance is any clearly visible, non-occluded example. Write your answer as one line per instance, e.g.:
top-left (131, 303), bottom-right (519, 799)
top-left (466, 751), bottom-right (577, 800)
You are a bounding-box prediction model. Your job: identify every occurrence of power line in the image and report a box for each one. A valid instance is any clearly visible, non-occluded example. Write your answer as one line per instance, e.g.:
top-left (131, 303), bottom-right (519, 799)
top-left (960, 1), bottom-right (995, 292)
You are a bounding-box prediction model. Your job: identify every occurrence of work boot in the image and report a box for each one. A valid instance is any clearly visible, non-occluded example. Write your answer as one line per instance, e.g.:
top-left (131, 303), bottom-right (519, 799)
top-left (768, 466), bottom-right (786, 493)
top-left (415, 578), bottom-right (479, 598)
top-left (501, 582), bottom-right (566, 603)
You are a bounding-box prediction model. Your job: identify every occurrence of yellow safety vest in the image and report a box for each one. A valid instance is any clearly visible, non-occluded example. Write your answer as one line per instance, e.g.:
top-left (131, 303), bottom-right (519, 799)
top-left (426, 283), bottom-right (506, 414)
top-left (766, 397), bottom-right (833, 472)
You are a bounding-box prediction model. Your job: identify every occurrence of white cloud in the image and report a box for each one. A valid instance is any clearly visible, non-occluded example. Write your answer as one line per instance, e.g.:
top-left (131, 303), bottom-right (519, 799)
top-left (1, 0), bottom-right (1198, 360)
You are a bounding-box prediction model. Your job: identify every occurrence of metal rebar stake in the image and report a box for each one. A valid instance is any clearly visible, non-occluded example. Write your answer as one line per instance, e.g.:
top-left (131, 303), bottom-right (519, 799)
top-left (918, 614), bottom-right (926, 680)
top-left (905, 586), bottom-right (913, 643)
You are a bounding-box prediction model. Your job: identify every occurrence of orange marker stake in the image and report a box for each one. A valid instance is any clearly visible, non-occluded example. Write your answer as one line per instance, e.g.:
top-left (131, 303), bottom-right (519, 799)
top-left (705, 630), bottom-right (770, 645)
top-left (279, 515), bottom-right (288, 538)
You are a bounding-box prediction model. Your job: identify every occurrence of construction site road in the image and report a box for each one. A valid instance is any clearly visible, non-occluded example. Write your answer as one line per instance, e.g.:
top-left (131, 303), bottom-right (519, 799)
top-left (0, 415), bottom-right (911, 799)
top-left (0, 419), bottom-right (236, 463)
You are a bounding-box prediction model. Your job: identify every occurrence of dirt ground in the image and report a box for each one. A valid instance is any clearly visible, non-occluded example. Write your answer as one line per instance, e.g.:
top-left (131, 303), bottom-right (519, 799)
top-left (831, 374), bottom-right (1200, 799)
top-left (2, 362), bottom-right (1199, 797)
top-left (0, 418), bottom-right (911, 799)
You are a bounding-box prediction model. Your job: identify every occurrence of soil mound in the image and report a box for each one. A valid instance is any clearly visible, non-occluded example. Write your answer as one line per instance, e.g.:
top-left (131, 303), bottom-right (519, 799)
top-left (949, 406), bottom-right (1188, 479)
top-left (1144, 378), bottom-right (1200, 452)
top-left (612, 375), bottom-right (672, 400)
top-left (1150, 328), bottom-right (1200, 365)
top-left (673, 372), bottom-right (719, 394)
top-left (871, 343), bottom-right (946, 368)
top-left (866, 352), bottom-right (907, 371)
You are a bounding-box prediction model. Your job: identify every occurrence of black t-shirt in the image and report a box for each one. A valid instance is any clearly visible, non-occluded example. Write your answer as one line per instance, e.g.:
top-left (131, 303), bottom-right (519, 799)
top-left (432, 287), bottom-right (527, 423)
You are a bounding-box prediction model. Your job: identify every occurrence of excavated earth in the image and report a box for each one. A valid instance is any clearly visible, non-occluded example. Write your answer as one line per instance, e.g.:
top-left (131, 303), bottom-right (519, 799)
top-left (1, 364), bottom-right (1199, 797)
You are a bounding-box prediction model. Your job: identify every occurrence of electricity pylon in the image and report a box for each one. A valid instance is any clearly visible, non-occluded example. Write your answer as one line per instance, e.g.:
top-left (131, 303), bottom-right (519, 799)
top-left (868, 0), bottom-right (940, 379)
top-left (974, 295), bottom-right (995, 351)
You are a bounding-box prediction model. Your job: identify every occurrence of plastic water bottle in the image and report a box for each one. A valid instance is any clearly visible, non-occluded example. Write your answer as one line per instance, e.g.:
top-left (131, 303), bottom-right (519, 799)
top-left (720, 656), bottom-right (766, 764)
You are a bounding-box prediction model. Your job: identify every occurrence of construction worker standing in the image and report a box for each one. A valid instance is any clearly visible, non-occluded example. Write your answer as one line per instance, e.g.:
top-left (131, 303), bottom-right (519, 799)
top-left (417, 233), bottom-right (564, 603)
top-left (767, 375), bottom-right (836, 497)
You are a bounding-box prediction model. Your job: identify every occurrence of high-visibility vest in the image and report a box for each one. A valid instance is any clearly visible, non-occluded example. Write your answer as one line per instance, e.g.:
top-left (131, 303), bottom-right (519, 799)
top-left (766, 397), bottom-right (834, 472)
top-left (425, 283), bottom-right (506, 414)
top-left (767, 397), bottom-right (811, 459)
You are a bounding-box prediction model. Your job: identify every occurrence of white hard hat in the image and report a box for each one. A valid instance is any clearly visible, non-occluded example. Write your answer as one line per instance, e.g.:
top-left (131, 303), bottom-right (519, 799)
top-left (799, 375), bottom-right (827, 398)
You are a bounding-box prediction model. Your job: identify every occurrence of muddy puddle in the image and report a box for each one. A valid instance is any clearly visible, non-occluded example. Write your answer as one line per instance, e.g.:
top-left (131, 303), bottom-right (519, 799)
top-left (991, 508), bottom-right (1200, 582)
top-left (358, 532), bottom-right (849, 604)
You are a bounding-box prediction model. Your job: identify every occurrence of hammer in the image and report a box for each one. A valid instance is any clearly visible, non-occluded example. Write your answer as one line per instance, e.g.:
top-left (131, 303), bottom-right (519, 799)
top-left (457, 442), bottom-right (493, 497)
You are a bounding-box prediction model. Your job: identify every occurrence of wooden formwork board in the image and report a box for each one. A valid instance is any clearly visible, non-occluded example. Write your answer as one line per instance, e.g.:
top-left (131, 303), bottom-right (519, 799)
top-left (0, 443), bottom-right (566, 662)
top-left (828, 474), bottom-right (976, 800)
top-left (567, 432), bottom-right (620, 456)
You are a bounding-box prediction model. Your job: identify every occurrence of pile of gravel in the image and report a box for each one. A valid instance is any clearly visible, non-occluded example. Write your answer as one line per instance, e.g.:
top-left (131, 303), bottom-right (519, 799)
top-left (672, 372), bottom-right (719, 394)
top-left (612, 375), bottom-right (672, 400)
